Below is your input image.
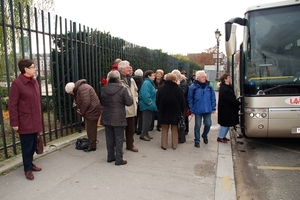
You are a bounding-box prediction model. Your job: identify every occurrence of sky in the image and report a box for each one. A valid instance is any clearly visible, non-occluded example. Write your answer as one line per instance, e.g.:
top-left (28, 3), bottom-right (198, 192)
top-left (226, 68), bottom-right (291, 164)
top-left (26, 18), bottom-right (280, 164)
top-left (54, 0), bottom-right (277, 55)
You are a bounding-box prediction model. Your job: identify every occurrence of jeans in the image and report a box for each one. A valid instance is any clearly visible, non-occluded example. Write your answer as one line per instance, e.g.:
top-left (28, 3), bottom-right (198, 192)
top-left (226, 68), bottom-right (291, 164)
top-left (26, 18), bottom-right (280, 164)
top-left (218, 126), bottom-right (230, 138)
top-left (194, 113), bottom-right (212, 143)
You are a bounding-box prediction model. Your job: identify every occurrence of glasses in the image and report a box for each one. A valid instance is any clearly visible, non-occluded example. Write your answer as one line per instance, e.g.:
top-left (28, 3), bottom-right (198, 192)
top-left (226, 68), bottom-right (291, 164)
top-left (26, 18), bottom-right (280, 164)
top-left (28, 66), bottom-right (36, 69)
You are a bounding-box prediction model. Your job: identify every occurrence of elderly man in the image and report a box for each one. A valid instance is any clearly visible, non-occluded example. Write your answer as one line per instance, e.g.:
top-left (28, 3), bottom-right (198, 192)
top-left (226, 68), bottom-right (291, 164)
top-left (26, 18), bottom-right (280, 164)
top-left (187, 70), bottom-right (216, 148)
top-left (118, 60), bottom-right (139, 152)
top-left (65, 79), bottom-right (102, 152)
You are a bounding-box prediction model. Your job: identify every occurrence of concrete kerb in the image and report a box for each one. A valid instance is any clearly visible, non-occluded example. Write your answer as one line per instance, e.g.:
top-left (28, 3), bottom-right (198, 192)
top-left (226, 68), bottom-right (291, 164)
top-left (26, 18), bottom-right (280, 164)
top-left (0, 127), bottom-right (104, 175)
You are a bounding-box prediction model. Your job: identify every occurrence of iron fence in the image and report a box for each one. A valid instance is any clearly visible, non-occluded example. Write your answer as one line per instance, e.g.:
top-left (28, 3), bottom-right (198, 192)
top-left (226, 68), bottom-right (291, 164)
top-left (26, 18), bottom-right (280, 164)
top-left (0, 0), bottom-right (188, 161)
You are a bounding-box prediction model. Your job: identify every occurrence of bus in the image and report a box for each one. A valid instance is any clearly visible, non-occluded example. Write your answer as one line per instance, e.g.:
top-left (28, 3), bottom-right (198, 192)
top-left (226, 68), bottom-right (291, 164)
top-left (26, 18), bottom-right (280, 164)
top-left (225, 0), bottom-right (300, 138)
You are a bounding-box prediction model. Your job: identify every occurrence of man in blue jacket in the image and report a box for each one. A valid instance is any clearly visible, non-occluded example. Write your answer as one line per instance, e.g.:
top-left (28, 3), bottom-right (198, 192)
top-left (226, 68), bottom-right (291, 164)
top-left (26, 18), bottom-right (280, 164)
top-left (187, 70), bottom-right (216, 148)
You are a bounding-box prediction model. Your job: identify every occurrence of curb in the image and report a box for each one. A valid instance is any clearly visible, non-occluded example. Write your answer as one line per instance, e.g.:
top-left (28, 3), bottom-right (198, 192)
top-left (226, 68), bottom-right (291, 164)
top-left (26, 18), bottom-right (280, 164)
top-left (0, 128), bottom-right (106, 175)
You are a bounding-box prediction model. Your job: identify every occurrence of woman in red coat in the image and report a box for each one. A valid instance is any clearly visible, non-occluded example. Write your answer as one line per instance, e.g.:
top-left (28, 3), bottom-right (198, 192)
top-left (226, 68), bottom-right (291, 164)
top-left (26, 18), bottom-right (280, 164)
top-left (9, 59), bottom-right (43, 180)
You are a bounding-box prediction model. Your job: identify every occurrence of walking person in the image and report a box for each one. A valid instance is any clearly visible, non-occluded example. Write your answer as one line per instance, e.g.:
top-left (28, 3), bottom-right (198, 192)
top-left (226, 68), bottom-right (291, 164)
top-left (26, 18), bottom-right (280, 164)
top-left (100, 70), bottom-right (133, 165)
top-left (156, 73), bottom-right (185, 150)
top-left (217, 73), bottom-right (240, 143)
top-left (8, 59), bottom-right (43, 180)
top-left (65, 79), bottom-right (102, 152)
top-left (187, 70), bottom-right (216, 148)
top-left (139, 70), bottom-right (158, 141)
top-left (118, 60), bottom-right (139, 152)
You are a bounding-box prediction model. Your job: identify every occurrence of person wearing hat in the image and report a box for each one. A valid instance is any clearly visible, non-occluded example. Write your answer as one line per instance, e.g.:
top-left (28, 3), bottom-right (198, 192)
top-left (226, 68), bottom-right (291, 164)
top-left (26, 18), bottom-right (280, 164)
top-left (65, 79), bottom-right (102, 152)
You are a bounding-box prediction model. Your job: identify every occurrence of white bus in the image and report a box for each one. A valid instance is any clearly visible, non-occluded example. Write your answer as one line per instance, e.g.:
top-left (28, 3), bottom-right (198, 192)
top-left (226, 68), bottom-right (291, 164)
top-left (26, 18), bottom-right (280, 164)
top-left (225, 0), bottom-right (300, 138)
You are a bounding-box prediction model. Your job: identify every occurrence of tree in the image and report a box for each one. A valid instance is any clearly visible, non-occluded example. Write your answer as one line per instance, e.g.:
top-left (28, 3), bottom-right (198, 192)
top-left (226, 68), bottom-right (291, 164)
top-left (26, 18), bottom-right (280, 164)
top-left (0, 0), bottom-right (54, 80)
top-left (187, 46), bottom-right (224, 67)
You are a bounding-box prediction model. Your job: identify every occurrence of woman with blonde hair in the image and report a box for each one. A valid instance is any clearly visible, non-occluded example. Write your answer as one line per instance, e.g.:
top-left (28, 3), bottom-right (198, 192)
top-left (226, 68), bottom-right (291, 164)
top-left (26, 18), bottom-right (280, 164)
top-left (156, 73), bottom-right (185, 150)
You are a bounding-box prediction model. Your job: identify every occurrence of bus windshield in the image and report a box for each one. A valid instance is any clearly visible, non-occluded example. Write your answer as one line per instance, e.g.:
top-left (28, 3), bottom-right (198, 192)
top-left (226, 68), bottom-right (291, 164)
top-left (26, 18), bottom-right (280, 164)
top-left (243, 5), bottom-right (300, 95)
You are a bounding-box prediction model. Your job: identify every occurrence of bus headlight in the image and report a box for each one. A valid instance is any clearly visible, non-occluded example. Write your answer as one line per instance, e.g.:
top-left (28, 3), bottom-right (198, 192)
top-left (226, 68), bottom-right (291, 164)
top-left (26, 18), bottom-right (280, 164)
top-left (261, 113), bottom-right (267, 118)
top-left (246, 108), bottom-right (268, 118)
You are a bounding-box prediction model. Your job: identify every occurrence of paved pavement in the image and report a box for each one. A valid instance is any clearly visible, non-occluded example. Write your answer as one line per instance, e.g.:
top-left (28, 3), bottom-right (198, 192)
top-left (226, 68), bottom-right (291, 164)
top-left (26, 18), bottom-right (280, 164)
top-left (0, 112), bottom-right (236, 200)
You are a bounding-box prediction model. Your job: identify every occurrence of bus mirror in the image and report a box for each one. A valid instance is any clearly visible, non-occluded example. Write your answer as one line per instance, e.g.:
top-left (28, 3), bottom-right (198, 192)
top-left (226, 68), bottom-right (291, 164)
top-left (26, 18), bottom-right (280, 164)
top-left (225, 24), bottom-right (237, 56)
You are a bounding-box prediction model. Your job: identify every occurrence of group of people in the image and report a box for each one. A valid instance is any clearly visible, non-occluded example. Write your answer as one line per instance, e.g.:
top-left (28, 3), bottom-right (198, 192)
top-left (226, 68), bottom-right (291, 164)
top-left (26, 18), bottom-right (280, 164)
top-left (8, 58), bottom-right (240, 180)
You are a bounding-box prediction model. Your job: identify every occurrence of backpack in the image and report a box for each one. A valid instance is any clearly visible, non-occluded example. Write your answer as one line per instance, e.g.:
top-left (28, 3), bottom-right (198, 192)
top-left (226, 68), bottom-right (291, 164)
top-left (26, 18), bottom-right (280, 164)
top-left (75, 138), bottom-right (90, 150)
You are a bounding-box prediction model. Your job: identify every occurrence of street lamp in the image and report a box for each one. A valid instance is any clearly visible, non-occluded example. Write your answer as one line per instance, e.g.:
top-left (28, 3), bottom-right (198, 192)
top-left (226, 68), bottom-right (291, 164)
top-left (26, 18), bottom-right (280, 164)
top-left (215, 29), bottom-right (221, 81)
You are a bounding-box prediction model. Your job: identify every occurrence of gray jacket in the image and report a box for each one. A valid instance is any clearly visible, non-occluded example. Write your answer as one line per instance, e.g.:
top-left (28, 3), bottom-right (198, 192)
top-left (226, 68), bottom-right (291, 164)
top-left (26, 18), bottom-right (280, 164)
top-left (100, 83), bottom-right (133, 126)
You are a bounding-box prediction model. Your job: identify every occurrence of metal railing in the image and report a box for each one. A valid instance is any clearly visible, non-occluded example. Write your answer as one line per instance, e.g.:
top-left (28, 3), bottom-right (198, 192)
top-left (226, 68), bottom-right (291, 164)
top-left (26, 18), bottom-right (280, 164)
top-left (0, 0), bottom-right (188, 161)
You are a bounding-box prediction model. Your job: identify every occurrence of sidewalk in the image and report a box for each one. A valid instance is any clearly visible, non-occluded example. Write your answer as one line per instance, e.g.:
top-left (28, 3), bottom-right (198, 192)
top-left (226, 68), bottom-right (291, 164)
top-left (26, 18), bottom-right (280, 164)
top-left (0, 113), bottom-right (236, 200)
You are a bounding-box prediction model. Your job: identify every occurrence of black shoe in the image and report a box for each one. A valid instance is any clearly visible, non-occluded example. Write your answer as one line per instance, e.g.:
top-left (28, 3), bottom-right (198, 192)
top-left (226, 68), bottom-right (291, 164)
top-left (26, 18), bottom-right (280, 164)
top-left (149, 127), bottom-right (153, 131)
top-left (161, 146), bottom-right (166, 150)
top-left (83, 148), bottom-right (96, 152)
top-left (115, 160), bottom-right (127, 165)
top-left (194, 143), bottom-right (200, 148)
top-left (136, 132), bottom-right (141, 135)
top-left (107, 159), bottom-right (116, 163)
top-left (157, 127), bottom-right (161, 131)
top-left (203, 138), bottom-right (208, 144)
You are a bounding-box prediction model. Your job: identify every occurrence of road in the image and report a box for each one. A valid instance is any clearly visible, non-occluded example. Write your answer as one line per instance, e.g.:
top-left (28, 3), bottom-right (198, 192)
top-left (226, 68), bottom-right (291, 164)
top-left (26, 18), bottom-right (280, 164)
top-left (231, 130), bottom-right (300, 200)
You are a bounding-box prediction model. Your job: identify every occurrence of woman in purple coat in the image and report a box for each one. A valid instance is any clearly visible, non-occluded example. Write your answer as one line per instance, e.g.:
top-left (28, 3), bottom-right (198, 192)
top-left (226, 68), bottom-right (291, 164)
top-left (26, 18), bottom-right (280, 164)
top-left (9, 59), bottom-right (43, 180)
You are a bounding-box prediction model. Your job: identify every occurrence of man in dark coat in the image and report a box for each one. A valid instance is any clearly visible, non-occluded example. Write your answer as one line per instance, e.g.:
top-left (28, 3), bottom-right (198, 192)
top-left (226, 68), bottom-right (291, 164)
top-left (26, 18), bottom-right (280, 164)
top-left (156, 73), bottom-right (185, 150)
top-left (65, 79), bottom-right (102, 152)
top-left (9, 59), bottom-right (43, 180)
top-left (217, 73), bottom-right (240, 143)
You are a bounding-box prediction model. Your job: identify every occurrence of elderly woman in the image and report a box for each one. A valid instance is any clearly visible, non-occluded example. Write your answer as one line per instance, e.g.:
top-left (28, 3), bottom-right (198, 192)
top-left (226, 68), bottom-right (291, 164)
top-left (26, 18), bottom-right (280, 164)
top-left (100, 70), bottom-right (133, 165)
top-left (156, 73), bottom-right (185, 150)
top-left (172, 69), bottom-right (189, 143)
top-left (217, 73), bottom-right (240, 143)
top-left (150, 69), bottom-right (165, 131)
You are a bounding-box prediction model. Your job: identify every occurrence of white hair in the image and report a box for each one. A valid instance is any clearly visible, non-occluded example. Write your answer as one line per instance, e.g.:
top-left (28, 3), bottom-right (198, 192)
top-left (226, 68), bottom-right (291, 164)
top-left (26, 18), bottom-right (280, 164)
top-left (65, 82), bottom-right (75, 93)
top-left (118, 60), bottom-right (130, 71)
top-left (107, 70), bottom-right (120, 82)
top-left (171, 69), bottom-right (181, 80)
top-left (134, 69), bottom-right (143, 77)
top-left (195, 70), bottom-right (206, 80)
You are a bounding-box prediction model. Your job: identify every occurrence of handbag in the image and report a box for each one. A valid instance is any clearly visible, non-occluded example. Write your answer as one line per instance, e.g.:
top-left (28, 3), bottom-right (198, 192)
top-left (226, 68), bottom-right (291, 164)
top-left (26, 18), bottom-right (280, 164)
top-left (178, 113), bottom-right (186, 131)
top-left (36, 134), bottom-right (44, 154)
top-left (75, 138), bottom-right (90, 150)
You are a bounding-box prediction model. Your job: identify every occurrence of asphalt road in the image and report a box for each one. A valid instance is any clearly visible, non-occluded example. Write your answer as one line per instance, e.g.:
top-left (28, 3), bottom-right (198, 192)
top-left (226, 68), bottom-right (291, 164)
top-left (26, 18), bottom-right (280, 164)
top-left (231, 130), bottom-right (300, 200)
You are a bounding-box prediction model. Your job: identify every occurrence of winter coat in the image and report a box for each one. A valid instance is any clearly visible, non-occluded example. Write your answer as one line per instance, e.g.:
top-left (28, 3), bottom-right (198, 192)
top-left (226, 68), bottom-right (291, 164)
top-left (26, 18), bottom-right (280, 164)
top-left (73, 79), bottom-right (102, 121)
top-left (218, 83), bottom-right (240, 127)
top-left (100, 83), bottom-right (133, 126)
top-left (8, 74), bottom-right (43, 134)
top-left (154, 78), bottom-right (165, 90)
top-left (187, 80), bottom-right (216, 114)
top-left (133, 75), bottom-right (143, 93)
top-left (180, 79), bottom-right (189, 109)
top-left (156, 80), bottom-right (185, 125)
top-left (120, 76), bottom-right (138, 118)
top-left (138, 78), bottom-right (158, 112)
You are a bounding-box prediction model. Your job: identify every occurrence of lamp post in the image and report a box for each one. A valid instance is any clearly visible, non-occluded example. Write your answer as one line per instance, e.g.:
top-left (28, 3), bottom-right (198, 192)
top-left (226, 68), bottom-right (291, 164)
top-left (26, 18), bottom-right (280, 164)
top-left (215, 29), bottom-right (221, 81)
